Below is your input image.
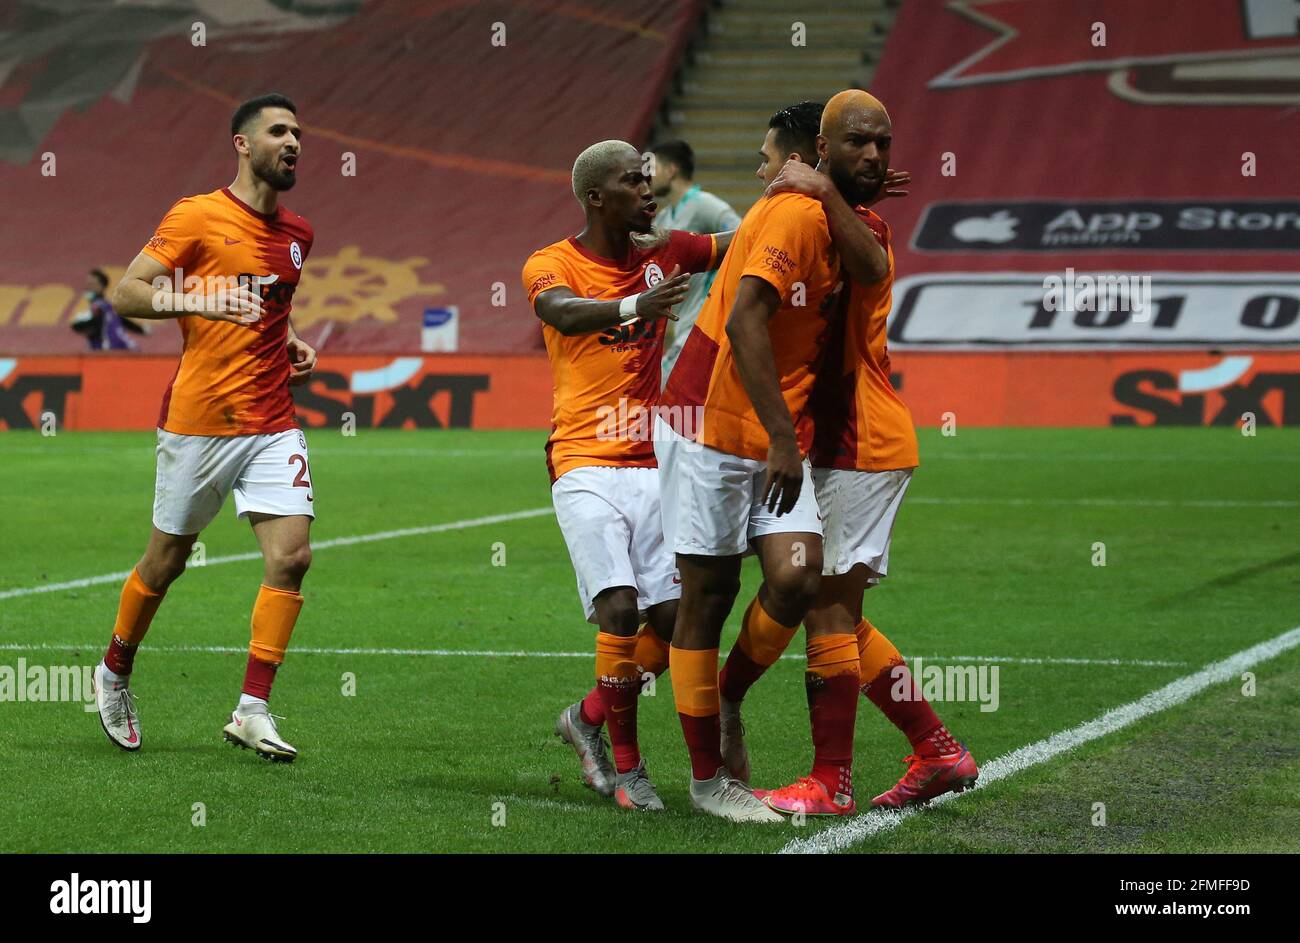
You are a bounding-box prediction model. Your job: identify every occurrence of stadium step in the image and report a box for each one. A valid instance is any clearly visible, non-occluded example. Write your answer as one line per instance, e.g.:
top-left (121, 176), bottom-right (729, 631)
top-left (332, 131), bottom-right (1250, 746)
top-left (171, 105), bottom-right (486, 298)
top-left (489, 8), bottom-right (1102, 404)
top-left (650, 0), bottom-right (899, 212)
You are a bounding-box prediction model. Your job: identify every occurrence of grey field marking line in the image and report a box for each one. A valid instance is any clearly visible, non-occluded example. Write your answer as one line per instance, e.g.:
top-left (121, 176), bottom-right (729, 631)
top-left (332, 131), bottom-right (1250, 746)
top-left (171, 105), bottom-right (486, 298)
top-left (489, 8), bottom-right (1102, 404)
top-left (0, 642), bottom-right (1184, 669)
top-left (778, 624), bottom-right (1300, 855)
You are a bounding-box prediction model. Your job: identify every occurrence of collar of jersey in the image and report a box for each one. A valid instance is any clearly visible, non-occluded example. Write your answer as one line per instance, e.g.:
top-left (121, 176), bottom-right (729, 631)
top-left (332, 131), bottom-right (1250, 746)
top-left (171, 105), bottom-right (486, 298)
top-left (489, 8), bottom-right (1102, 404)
top-left (221, 187), bottom-right (280, 223)
top-left (566, 236), bottom-right (638, 271)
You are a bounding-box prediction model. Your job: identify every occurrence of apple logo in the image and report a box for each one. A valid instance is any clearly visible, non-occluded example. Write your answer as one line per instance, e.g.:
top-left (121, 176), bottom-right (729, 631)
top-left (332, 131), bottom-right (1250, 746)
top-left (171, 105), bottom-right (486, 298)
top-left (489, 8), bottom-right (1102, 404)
top-left (952, 210), bottom-right (1019, 243)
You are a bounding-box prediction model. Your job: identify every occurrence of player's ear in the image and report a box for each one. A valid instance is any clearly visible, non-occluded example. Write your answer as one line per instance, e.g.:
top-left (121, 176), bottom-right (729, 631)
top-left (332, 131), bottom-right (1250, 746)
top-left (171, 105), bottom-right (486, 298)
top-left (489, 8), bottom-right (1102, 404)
top-left (586, 188), bottom-right (602, 209)
top-left (787, 153), bottom-right (804, 164)
top-left (816, 133), bottom-right (830, 163)
top-left (232, 133), bottom-right (250, 157)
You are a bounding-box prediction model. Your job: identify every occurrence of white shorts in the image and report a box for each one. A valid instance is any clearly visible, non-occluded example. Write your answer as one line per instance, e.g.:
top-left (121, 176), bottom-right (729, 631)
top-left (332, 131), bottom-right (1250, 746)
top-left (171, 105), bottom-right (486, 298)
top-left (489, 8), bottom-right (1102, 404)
top-left (551, 465), bottom-right (680, 623)
top-left (152, 428), bottom-right (316, 536)
top-left (654, 416), bottom-right (822, 557)
top-left (813, 467), bottom-right (912, 579)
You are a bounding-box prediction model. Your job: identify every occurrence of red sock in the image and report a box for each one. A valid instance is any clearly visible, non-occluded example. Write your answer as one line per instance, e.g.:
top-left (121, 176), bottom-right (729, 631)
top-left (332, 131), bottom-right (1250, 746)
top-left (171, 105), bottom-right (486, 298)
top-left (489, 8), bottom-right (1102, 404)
top-left (671, 646), bottom-right (724, 780)
top-left (864, 663), bottom-right (945, 749)
top-left (915, 723), bottom-right (961, 759)
top-left (104, 635), bottom-right (140, 676)
top-left (679, 713), bottom-right (722, 780)
top-left (806, 634), bottom-right (860, 797)
top-left (242, 654), bottom-right (278, 701)
top-left (718, 597), bottom-right (797, 703)
top-left (579, 686), bottom-right (604, 726)
top-left (595, 633), bottom-right (640, 773)
top-left (856, 619), bottom-right (949, 751)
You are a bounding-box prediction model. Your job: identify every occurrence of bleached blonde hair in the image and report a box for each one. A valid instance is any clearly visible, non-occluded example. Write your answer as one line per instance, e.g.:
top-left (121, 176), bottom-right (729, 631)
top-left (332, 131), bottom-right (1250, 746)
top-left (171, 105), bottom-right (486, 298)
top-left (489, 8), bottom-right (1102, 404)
top-left (571, 140), bottom-right (668, 250)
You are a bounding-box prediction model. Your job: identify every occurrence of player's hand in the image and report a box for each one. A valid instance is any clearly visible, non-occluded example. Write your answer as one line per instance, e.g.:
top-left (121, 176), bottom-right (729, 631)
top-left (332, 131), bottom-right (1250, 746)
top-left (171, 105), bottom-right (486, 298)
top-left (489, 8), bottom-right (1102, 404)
top-left (287, 336), bottom-right (317, 386)
top-left (202, 284), bottom-right (262, 326)
top-left (761, 436), bottom-right (804, 517)
top-left (764, 158), bottom-right (830, 201)
top-left (866, 169), bottom-right (911, 207)
top-left (635, 264), bottom-right (692, 322)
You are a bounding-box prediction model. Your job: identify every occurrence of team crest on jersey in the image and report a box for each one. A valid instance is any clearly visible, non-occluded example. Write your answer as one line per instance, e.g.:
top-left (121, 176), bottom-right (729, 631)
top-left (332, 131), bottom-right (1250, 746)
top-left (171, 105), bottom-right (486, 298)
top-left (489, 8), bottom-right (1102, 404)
top-left (643, 262), bottom-right (664, 288)
top-left (290, 241), bottom-right (303, 270)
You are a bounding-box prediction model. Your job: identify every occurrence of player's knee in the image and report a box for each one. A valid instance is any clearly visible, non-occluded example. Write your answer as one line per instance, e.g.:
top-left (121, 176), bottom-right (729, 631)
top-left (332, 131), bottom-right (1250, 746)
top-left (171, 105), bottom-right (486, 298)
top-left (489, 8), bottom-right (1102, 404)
top-left (141, 546), bottom-right (189, 588)
top-left (691, 574), bottom-right (741, 625)
top-left (765, 564), bottom-right (820, 620)
top-left (594, 588), bottom-right (639, 635)
top-left (270, 544), bottom-right (312, 583)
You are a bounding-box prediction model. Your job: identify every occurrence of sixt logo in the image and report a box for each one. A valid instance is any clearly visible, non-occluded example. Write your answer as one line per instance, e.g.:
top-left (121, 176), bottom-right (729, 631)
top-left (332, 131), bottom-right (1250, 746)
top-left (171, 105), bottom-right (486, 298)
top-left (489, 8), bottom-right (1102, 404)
top-left (1112, 357), bottom-right (1300, 426)
top-left (599, 318), bottom-right (660, 350)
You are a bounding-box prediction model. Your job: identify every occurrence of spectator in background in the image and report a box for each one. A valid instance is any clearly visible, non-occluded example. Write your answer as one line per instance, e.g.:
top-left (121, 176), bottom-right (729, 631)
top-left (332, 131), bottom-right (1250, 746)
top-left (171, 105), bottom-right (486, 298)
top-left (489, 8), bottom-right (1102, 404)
top-left (71, 269), bottom-right (148, 350)
top-left (649, 140), bottom-right (741, 383)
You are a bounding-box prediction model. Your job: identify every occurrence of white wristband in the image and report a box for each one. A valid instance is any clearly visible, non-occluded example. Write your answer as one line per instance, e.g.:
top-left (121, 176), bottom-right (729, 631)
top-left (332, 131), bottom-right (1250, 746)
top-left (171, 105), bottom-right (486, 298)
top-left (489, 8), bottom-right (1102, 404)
top-left (619, 294), bottom-right (640, 322)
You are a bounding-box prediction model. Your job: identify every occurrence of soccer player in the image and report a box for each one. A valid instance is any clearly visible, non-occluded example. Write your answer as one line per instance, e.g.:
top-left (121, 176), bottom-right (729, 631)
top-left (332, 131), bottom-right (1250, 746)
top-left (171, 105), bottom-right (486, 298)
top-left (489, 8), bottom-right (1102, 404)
top-left (654, 91), bottom-right (894, 822)
top-left (723, 93), bottom-right (979, 815)
top-left (647, 140), bottom-right (742, 383)
top-left (522, 140), bottom-right (732, 810)
top-left (91, 93), bottom-right (318, 763)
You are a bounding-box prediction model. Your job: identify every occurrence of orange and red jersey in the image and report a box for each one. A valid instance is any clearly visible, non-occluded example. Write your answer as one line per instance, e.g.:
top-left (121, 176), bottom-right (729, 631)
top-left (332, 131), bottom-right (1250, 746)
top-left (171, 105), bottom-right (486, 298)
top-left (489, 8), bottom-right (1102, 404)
top-left (522, 230), bottom-right (717, 482)
top-left (141, 187), bottom-right (313, 436)
top-left (660, 192), bottom-right (844, 461)
top-left (810, 209), bottom-right (919, 471)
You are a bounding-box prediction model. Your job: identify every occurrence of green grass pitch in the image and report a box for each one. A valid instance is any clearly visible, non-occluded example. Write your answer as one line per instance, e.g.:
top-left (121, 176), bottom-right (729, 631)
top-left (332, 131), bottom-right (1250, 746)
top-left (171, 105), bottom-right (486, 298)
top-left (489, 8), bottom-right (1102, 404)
top-left (1, 426), bottom-right (1297, 853)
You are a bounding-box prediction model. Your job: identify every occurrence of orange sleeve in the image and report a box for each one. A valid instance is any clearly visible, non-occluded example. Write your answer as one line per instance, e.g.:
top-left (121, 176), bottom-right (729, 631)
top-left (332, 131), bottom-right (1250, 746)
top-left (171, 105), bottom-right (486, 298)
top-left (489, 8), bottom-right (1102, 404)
top-left (140, 197), bottom-right (204, 271)
top-left (522, 249), bottom-right (575, 307)
top-left (740, 197), bottom-right (829, 301)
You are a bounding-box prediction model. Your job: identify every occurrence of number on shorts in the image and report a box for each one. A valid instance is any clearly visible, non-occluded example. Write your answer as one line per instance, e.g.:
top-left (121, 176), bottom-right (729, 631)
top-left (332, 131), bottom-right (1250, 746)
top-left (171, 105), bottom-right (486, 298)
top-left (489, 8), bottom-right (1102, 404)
top-left (289, 454), bottom-right (311, 489)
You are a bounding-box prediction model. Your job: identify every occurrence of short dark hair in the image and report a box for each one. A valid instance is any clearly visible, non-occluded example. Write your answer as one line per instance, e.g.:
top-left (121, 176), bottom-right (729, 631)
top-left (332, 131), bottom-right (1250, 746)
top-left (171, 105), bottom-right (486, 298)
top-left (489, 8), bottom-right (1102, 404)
top-left (768, 101), bottom-right (824, 163)
top-left (89, 268), bottom-right (109, 290)
top-left (231, 93), bottom-right (297, 137)
top-left (651, 139), bottom-right (694, 180)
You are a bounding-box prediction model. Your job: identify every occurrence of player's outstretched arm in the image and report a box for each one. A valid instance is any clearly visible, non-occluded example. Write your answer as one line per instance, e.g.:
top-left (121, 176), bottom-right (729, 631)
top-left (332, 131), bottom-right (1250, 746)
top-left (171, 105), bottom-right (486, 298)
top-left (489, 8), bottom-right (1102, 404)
top-left (708, 230), bottom-right (737, 270)
top-left (764, 159), bottom-right (889, 286)
top-left (111, 252), bottom-right (262, 326)
top-left (725, 275), bottom-right (803, 516)
top-left (532, 268), bottom-right (691, 336)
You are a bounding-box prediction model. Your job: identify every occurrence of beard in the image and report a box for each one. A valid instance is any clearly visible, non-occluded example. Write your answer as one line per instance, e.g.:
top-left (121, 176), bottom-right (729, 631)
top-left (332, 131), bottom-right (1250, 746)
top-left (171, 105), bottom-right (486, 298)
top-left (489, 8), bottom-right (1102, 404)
top-left (829, 161), bottom-right (881, 207)
top-left (252, 150), bottom-right (297, 191)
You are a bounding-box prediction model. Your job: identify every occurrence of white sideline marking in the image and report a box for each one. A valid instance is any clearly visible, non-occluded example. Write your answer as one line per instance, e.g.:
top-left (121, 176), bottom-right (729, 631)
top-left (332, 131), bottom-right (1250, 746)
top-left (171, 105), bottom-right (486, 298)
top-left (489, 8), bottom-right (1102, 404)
top-left (0, 642), bottom-right (1185, 668)
top-left (777, 624), bottom-right (1300, 855)
top-left (0, 507), bottom-right (554, 602)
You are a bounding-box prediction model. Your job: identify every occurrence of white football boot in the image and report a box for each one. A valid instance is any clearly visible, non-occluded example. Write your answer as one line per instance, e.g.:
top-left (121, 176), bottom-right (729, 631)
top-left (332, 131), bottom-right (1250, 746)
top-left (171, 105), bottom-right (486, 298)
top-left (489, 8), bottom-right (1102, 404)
top-left (720, 696), bottom-right (751, 784)
top-left (615, 760), bottom-right (665, 811)
top-left (555, 701), bottom-right (615, 797)
top-left (93, 662), bottom-right (141, 751)
top-left (222, 701), bottom-right (297, 762)
top-left (689, 767), bottom-right (783, 823)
